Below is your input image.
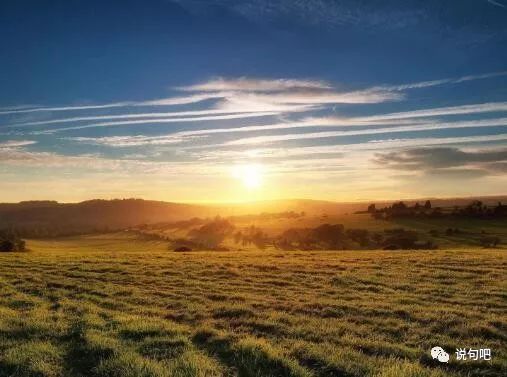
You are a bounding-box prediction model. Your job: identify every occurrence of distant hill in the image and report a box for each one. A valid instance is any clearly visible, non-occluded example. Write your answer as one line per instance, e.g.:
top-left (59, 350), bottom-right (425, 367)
top-left (0, 199), bottom-right (218, 236)
top-left (1, 196), bottom-right (506, 237)
top-left (217, 196), bottom-right (507, 216)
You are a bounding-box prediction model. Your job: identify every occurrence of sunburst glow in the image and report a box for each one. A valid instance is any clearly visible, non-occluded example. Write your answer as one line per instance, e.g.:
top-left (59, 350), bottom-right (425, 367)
top-left (232, 164), bottom-right (263, 189)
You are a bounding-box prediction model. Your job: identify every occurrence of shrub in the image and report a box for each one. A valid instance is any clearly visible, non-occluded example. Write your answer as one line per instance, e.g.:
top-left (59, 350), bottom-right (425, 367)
top-left (0, 231), bottom-right (25, 252)
top-left (383, 229), bottom-right (419, 249)
top-left (0, 239), bottom-right (16, 252)
top-left (479, 236), bottom-right (501, 248)
top-left (174, 246), bottom-right (192, 252)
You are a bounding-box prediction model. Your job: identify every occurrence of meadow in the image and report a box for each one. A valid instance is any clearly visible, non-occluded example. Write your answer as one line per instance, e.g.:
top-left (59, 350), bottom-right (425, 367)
top-left (0, 233), bottom-right (505, 377)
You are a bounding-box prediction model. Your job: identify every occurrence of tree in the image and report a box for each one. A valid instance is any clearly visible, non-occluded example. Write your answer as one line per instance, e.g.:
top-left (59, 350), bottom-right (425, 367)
top-left (346, 228), bottom-right (370, 247)
top-left (424, 200), bottom-right (432, 210)
top-left (189, 218), bottom-right (235, 248)
top-left (0, 240), bottom-right (15, 252)
top-left (383, 229), bottom-right (419, 249)
top-left (0, 230), bottom-right (25, 252)
top-left (480, 236), bottom-right (501, 248)
top-left (371, 233), bottom-right (383, 245)
top-left (233, 231), bottom-right (243, 244)
top-left (392, 202), bottom-right (407, 210)
top-left (311, 224), bottom-right (346, 249)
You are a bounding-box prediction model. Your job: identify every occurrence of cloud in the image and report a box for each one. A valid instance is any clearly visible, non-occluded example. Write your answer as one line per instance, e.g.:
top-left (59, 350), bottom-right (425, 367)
top-left (65, 117), bottom-right (429, 147)
top-left (223, 117), bottom-right (507, 145)
top-left (224, 89), bottom-right (403, 105)
top-left (356, 101), bottom-right (507, 121)
top-left (423, 168), bottom-right (491, 179)
top-left (6, 108), bottom-right (299, 129)
top-left (78, 100), bottom-right (505, 143)
top-left (180, 100), bottom-right (507, 136)
top-left (179, 0), bottom-right (427, 30)
top-left (0, 140), bottom-right (37, 148)
top-left (8, 100), bottom-right (507, 138)
top-left (168, 117), bottom-right (423, 138)
top-left (487, 0), bottom-right (506, 9)
top-left (373, 146), bottom-right (507, 177)
top-left (69, 135), bottom-right (204, 147)
top-left (137, 93), bottom-right (224, 106)
top-left (75, 115), bottom-right (505, 150)
top-left (377, 71), bottom-right (507, 91)
top-left (0, 102), bottom-right (132, 115)
top-left (0, 148), bottom-right (116, 169)
top-left (0, 94), bottom-right (222, 116)
top-left (37, 111), bottom-right (280, 134)
top-left (180, 77), bottom-right (404, 107)
top-left (0, 78), bottom-right (393, 118)
top-left (191, 134), bottom-right (507, 161)
top-left (3, 72), bottom-right (505, 119)
top-left (0, 147), bottom-right (223, 176)
top-left (178, 78), bottom-right (331, 92)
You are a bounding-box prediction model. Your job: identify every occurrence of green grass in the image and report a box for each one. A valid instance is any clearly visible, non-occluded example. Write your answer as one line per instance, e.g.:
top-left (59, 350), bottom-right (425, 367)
top-left (0, 233), bottom-right (505, 376)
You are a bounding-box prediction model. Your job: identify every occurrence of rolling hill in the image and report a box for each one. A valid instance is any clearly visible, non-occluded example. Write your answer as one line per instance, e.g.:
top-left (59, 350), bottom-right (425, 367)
top-left (1, 196), bottom-right (506, 237)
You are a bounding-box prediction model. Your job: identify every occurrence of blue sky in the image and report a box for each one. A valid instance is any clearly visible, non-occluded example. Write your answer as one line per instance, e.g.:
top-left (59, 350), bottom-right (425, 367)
top-left (0, 0), bottom-right (506, 202)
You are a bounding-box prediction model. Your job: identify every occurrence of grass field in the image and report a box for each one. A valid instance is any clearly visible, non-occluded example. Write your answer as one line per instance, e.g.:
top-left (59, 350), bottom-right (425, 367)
top-left (0, 233), bottom-right (505, 377)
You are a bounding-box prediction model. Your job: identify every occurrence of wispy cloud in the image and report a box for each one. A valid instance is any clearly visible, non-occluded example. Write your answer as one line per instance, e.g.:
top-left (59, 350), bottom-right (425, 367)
top-left (66, 108), bottom-right (507, 148)
top-left (223, 89), bottom-right (403, 105)
top-left (178, 78), bottom-right (331, 92)
top-left (377, 71), bottom-right (507, 91)
top-left (9, 101), bottom-right (507, 138)
top-left (137, 92), bottom-right (225, 106)
top-left (190, 134), bottom-right (507, 160)
top-left (66, 118), bottom-right (428, 147)
top-left (0, 102), bottom-right (132, 115)
top-left (68, 135), bottom-right (203, 147)
top-left (357, 101), bottom-right (507, 121)
top-left (5, 108), bottom-right (299, 129)
top-left (0, 147), bottom-right (224, 176)
top-left (487, 0), bottom-right (506, 9)
top-left (2, 72), bottom-right (505, 119)
top-left (224, 117), bottom-right (507, 146)
top-left (0, 140), bottom-right (37, 148)
top-left (81, 101), bottom-right (504, 143)
top-left (37, 112), bottom-right (280, 134)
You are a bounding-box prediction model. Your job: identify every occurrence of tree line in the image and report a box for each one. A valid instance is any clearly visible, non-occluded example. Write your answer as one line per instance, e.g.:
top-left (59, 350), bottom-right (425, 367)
top-left (366, 200), bottom-right (507, 219)
top-left (171, 217), bottom-right (437, 251)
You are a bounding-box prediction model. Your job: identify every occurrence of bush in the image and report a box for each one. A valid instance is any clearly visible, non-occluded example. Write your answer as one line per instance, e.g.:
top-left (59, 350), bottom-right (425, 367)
top-left (174, 246), bottom-right (192, 252)
top-left (0, 231), bottom-right (25, 252)
top-left (189, 218), bottom-right (235, 248)
top-left (383, 229), bottom-right (419, 249)
top-left (0, 239), bottom-right (16, 252)
top-left (479, 236), bottom-right (501, 248)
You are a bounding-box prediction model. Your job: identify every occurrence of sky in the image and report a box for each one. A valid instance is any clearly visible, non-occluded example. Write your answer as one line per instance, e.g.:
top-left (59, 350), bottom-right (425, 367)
top-left (0, 0), bottom-right (506, 203)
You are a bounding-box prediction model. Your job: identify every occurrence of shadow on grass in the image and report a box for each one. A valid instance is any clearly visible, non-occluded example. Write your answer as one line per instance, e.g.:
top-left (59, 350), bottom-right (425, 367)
top-left (192, 327), bottom-right (311, 377)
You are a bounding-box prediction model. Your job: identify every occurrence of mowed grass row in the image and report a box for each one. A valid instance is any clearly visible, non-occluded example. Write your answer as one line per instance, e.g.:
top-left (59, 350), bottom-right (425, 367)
top-left (0, 233), bottom-right (505, 377)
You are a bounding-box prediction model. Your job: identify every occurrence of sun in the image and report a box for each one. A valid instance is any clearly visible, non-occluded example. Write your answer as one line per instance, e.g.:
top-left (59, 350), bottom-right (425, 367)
top-left (232, 164), bottom-right (263, 189)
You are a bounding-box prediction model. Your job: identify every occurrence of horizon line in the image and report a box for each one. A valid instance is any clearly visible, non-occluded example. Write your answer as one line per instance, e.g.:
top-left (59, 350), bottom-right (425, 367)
top-left (3, 194), bottom-right (507, 206)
